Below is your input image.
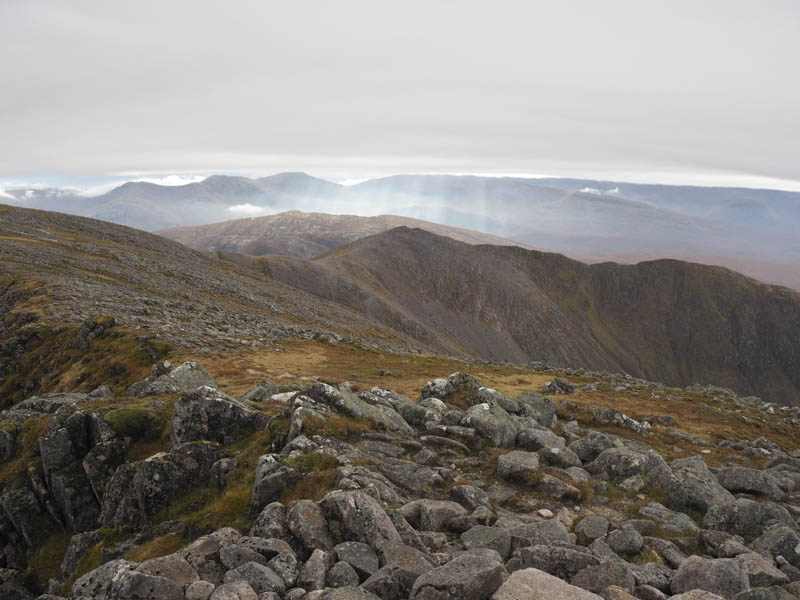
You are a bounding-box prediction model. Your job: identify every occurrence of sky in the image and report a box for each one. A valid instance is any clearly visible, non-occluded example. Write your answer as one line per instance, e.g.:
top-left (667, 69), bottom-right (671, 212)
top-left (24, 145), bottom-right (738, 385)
top-left (2, 1), bottom-right (800, 191)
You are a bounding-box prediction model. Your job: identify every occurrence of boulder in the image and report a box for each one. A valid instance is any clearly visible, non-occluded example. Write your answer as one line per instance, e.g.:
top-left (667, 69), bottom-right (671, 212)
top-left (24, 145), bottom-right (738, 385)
top-left (327, 560), bottom-right (360, 587)
top-left (379, 459), bottom-right (443, 494)
top-left (492, 567), bottom-right (604, 599)
top-left (462, 525), bottom-right (513, 560)
top-left (298, 548), bottom-right (333, 591)
top-left (249, 455), bottom-right (299, 517)
top-left (136, 552), bottom-right (199, 589)
top-left (223, 561), bottom-right (285, 595)
top-left (72, 558), bottom-right (135, 598)
top-left (509, 519), bottom-right (570, 550)
top-left (287, 499), bottom-right (334, 551)
top-left (130, 361), bottom-right (216, 397)
top-left (750, 525), bottom-right (800, 568)
top-left (61, 530), bottom-right (102, 577)
top-left (606, 526), bottom-right (644, 556)
top-left (639, 502), bottom-right (700, 535)
top-left (569, 432), bottom-right (616, 463)
top-left (701, 530), bottom-right (750, 558)
top-left (320, 490), bottom-right (402, 550)
top-left (109, 570), bottom-right (184, 600)
top-left (515, 393), bottom-right (557, 428)
top-left (239, 381), bottom-right (279, 403)
top-left (334, 541), bottom-right (379, 580)
top-left (542, 378), bottom-right (575, 394)
top-left (209, 581), bottom-right (258, 600)
top-left (518, 544), bottom-right (599, 580)
top-left (420, 378), bottom-right (456, 401)
top-left (306, 383), bottom-right (414, 434)
top-left (575, 516), bottom-right (610, 544)
top-left (631, 562), bottom-right (674, 592)
top-left (736, 553), bottom-right (789, 588)
top-left (716, 467), bottom-right (787, 501)
top-left (461, 403), bottom-right (519, 447)
top-left (410, 552), bottom-right (506, 599)
top-left (173, 386), bottom-right (270, 445)
top-left (250, 502), bottom-right (289, 540)
top-left (185, 580), bottom-right (216, 600)
top-left (378, 542), bottom-right (435, 580)
top-left (669, 456), bottom-right (737, 517)
top-left (496, 450), bottom-right (539, 480)
top-left (670, 555), bottom-right (749, 600)
top-left (516, 429), bottom-right (566, 452)
top-left (362, 564), bottom-right (418, 600)
top-left (450, 485), bottom-right (492, 511)
top-left (585, 448), bottom-right (649, 480)
top-left (571, 561), bottom-right (636, 596)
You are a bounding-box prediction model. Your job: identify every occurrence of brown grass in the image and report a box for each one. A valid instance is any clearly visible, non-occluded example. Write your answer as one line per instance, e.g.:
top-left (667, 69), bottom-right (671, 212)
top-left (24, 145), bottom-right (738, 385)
top-left (124, 534), bottom-right (186, 562)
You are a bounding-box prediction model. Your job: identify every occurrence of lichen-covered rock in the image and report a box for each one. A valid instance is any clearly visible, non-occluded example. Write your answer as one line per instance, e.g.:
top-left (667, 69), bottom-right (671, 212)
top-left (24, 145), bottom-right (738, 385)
top-left (509, 519), bottom-right (570, 550)
top-left (130, 361), bottom-right (217, 397)
top-left (575, 516), bottom-right (610, 545)
top-left (298, 548), bottom-right (333, 591)
top-left (496, 450), bottom-right (539, 480)
top-left (639, 502), bottom-right (700, 535)
top-left (585, 448), bottom-right (649, 480)
top-left (542, 378), bottom-right (575, 394)
top-left (100, 442), bottom-right (222, 529)
top-left (362, 565), bottom-right (418, 600)
top-left (379, 458), bottom-right (444, 494)
top-left (568, 431), bottom-right (616, 463)
top-left (173, 386), bottom-right (270, 445)
top-left (571, 561), bottom-right (636, 597)
top-left (410, 552), bottom-right (506, 599)
top-left (250, 502), bottom-right (289, 540)
top-left (749, 524), bottom-right (800, 568)
top-left (492, 568), bottom-right (604, 599)
top-left (223, 561), bottom-right (285, 595)
top-left (327, 560), bottom-right (360, 587)
top-left (287, 499), bottom-right (334, 551)
top-left (306, 383), bottom-right (414, 434)
top-left (320, 490), bottom-right (402, 550)
top-left (239, 381), bottom-right (279, 403)
top-left (249, 455), bottom-right (299, 517)
top-left (460, 403), bottom-right (519, 448)
top-left (670, 555), bottom-right (749, 600)
top-left (518, 544), bottom-right (599, 580)
top-left (72, 558), bottom-right (135, 598)
top-left (109, 569), bottom-right (185, 600)
top-left (736, 553), bottom-right (789, 588)
top-left (606, 526), bottom-right (644, 556)
top-left (462, 525), bottom-right (512, 560)
top-left (716, 467), bottom-right (787, 501)
top-left (516, 428), bottom-right (566, 451)
top-left (669, 456), bottom-right (737, 518)
top-left (136, 552), bottom-right (199, 588)
top-left (334, 541), bottom-right (379, 580)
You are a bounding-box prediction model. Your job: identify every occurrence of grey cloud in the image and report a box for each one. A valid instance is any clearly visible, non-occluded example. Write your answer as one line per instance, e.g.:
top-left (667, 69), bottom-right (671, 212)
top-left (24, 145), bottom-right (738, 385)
top-left (1, 0), bottom-right (799, 185)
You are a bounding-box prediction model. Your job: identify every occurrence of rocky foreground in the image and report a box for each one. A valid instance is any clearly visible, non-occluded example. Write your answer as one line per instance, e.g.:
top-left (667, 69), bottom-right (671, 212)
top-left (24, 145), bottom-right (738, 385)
top-left (1, 361), bottom-right (799, 600)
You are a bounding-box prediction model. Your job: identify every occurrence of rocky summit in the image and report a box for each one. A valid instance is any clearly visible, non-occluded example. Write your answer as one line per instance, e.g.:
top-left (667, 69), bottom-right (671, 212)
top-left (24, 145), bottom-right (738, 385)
top-left (0, 350), bottom-right (798, 599)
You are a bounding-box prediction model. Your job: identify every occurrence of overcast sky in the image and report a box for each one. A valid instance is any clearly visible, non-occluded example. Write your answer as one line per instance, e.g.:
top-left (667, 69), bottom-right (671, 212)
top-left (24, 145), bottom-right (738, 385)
top-left (2, 1), bottom-right (799, 190)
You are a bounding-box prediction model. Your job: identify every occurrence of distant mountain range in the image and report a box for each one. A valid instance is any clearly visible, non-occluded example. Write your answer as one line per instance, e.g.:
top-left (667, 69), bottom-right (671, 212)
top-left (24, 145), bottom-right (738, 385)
top-left (6, 172), bottom-right (800, 290)
top-left (3, 203), bottom-right (799, 405)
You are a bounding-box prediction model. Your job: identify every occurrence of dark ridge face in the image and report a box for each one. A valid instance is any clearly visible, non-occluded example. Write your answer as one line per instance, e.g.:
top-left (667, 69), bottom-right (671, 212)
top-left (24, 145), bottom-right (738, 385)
top-left (266, 226), bottom-right (800, 405)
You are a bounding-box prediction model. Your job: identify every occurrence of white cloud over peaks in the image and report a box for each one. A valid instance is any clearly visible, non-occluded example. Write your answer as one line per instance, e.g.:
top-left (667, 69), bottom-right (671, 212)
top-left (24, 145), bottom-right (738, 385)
top-left (227, 203), bottom-right (270, 215)
top-left (79, 174), bottom-right (206, 197)
top-left (579, 187), bottom-right (603, 194)
top-left (0, 187), bottom-right (15, 200)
